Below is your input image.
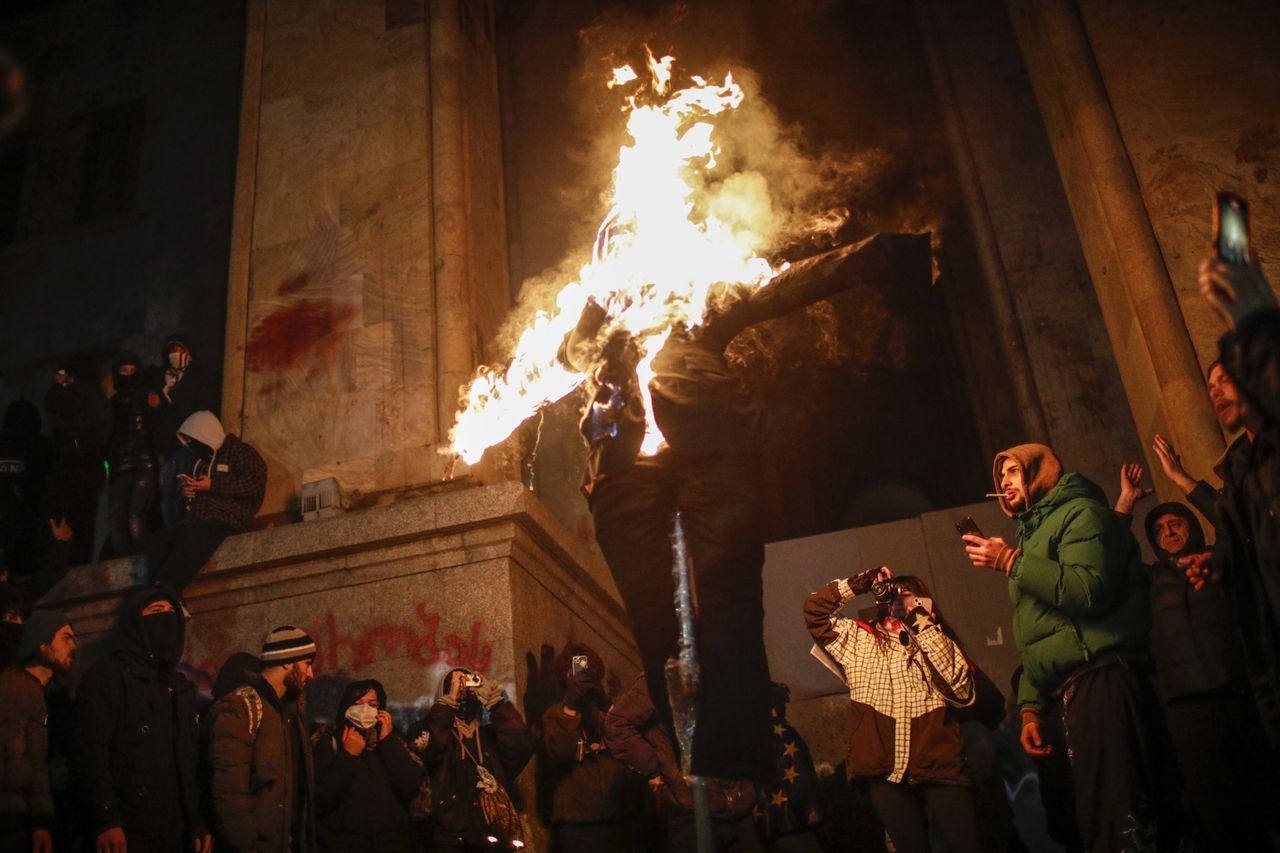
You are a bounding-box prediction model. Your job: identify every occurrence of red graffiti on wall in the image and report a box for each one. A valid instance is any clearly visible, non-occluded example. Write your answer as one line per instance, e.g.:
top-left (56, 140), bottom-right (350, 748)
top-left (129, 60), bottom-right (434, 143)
top-left (179, 603), bottom-right (493, 692)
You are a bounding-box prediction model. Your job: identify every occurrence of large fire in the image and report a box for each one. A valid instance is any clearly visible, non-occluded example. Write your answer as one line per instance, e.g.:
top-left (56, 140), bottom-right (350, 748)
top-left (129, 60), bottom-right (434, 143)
top-left (449, 52), bottom-right (781, 465)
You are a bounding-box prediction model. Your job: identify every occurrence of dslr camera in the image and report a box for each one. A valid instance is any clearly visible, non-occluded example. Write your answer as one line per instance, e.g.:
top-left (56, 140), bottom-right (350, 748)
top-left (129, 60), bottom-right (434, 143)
top-left (872, 579), bottom-right (904, 607)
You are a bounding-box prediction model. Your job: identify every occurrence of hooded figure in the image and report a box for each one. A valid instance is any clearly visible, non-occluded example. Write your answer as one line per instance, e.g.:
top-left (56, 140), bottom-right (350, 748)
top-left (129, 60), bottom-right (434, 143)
top-left (42, 359), bottom-right (108, 566)
top-left (145, 411), bottom-right (266, 594)
top-left (73, 587), bottom-right (206, 851)
top-left (539, 644), bottom-right (642, 853)
top-left (312, 678), bottom-right (423, 852)
top-left (151, 336), bottom-right (220, 456)
top-left (406, 667), bottom-right (535, 850)
top-left (105, 352), bottom-right (158, 556)
top-left (0, 400), bottom-right (53, 577)
top-left (987, 444), bottom-right (1166, 852)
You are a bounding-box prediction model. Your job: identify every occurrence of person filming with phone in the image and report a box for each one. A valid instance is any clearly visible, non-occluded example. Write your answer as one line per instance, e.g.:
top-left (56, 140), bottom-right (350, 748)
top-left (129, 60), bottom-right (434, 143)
top-left (407, 667), bottom-right (535, 852)
top-left (962, 444), bottom-right (1166, 852)
top-left (803, 566), bottom-right (981, 853)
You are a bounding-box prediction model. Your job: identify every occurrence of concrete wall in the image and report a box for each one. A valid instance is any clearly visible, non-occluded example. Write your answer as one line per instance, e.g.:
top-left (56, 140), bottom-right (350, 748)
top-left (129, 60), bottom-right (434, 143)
top-left (222, 0), bottom-right (511, 519)
top-left (0, 0), bottom-right (244, 405)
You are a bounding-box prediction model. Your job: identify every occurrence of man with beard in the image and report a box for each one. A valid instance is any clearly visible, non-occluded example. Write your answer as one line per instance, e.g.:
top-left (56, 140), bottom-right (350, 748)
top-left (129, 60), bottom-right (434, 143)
top-left (105, 352), bottom-right (158, 556)
top-left (146, 410), bottom-right (266, 594)
top-left (539, 644), bottom-right (641, 853)
top-left (407, 667), bottom-right (535, 851)
top-left (208, 626), bottom-right (318, 853)
top-left (0, 609), bottom-right (76, 853)
top-left (963, 444), bottom-right (1162, 852)
top-left (1112, 471), bottom-right (1274, 850)
top-left (74, 587), bottom-right (209, 853)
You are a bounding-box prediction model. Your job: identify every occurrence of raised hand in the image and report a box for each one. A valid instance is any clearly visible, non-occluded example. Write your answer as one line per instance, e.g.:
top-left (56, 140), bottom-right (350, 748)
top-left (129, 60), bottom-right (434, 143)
top-left (1152, 434), bottom-right (1197, 494)
top-left (1115, 464), bottom-right (1154, 514)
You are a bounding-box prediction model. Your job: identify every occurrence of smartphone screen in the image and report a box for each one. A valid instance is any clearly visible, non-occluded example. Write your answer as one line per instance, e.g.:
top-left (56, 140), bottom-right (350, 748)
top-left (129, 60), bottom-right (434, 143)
top-left (1216, 192), bottom-right (1250, 267)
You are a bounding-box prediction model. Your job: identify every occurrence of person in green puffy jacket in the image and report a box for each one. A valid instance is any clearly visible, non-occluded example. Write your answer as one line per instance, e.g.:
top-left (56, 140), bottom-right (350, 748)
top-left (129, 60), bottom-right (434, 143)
top-left (963, 443), bottom-right (1171, 853)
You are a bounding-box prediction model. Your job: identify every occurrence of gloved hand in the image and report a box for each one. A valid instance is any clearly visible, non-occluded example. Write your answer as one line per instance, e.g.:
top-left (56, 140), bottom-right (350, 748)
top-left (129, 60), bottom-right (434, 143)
top-left (849, 566), bottom-right (890, 595)
top-left (563, 670), bottom-right (600, 712)
top-left (473, 673), bottom-right (506, 709)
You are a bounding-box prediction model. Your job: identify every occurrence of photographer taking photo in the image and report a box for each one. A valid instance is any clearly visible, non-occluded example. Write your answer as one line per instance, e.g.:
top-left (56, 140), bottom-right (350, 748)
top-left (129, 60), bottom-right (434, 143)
top-left (804, 567), bottom-right (981, 853)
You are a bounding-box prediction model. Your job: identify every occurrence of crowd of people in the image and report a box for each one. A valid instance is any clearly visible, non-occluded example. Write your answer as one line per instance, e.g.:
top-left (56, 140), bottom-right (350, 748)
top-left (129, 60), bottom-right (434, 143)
top-left (0, 241), bottom-right (1277, 853)
top-left (0, 336), bottom-right (267, 611)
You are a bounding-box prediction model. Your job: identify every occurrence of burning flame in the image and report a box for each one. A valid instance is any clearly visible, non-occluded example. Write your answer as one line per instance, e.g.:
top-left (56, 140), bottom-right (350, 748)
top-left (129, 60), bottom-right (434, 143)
top-left (449, 56), bottom-right (778, 465)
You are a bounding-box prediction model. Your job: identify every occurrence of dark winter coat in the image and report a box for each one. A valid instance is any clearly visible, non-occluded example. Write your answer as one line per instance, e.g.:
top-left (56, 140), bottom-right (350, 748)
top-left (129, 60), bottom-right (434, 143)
top-left (540, 702), bottom-right (636, 825)
top-left (191, 434), bottom-right (266, 533)
top-left (406, 699), bottom-right (534, 847)
top-left (997, 461), bottom-right (1149, 710)
top-left (1136, 503), bottom-right (1237, 702)
top-left (151, 337), bottom-right (220, 457)
top-left (1215, 307), bottom-right (1280, 746)
top-left (107, 376), bottom-right (155, 477)
top-left (602, 675), bottom-right (755, 819)
top-left (73, 588), bottom-right (204, 839)
top-left (207, 671), bottom-right (316, 853)
top-left (0, 666), bottom-right (53, 828)
top-left (44, 378), bottom-right (108, 456)
top-left (312, 680), bottom-right (422, 852)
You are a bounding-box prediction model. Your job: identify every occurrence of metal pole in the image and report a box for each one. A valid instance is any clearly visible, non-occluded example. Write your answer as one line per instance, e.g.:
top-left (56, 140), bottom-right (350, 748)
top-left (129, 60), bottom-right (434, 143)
top-left (666, 511), bottom-right (713, 853)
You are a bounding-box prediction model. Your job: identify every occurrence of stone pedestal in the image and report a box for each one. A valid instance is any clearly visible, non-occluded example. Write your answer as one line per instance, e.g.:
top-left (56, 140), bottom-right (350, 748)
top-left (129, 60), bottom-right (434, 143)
top-left (222, 0), bottom-right (512, 518)
top-left (42, 482), bottom-right (634, 850)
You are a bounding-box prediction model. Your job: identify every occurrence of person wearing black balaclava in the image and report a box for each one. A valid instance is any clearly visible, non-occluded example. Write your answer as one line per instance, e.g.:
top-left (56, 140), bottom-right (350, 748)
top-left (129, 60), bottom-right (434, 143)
top-left (312, 678), bottom-right (423, 852)
top-left (73, 587), bottom-right (209, 853)
top-left (1113, 472), bottom-right (1278, 850)
top-left (407, 668), bottom-right (535, 852)
top-left (105, 352), bottom-right (158, 556)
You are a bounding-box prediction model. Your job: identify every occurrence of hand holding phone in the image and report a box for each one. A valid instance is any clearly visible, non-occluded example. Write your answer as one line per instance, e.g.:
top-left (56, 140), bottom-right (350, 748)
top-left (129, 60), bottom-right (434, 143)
top-left (955, 517), bottom-right (984, 539)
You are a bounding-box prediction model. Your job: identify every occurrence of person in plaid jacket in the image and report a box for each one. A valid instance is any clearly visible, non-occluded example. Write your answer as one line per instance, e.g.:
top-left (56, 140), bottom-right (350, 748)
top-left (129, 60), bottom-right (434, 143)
top-left (805, 567), bottom-right (981, 853)
top-left (147, 410), bottom-right (266, 593)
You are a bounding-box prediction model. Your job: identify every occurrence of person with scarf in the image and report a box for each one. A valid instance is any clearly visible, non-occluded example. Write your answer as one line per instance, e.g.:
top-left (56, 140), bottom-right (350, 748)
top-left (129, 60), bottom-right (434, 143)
top-left (538, 644), bottom-right (641, 853)
top-left (312, 678), bottom-right (423, 852)
top-left (105, 352), bottom-right (158, 556)
top-left (963, 444), bottom-right (1166, 852)
top-left (407, 668), bottom-right (535, 852)
top-left (804, 569), bottom-right (981, 853)
top-left (73, 587), bottom-right (208, 852)
top-left (145, 410), bottom-right (266, 594)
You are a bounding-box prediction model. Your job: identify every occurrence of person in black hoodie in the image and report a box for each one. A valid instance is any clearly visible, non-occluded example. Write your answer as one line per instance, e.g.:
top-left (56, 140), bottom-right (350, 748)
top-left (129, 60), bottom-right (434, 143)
top-left (312, 678), bottom-right (423, 852)
top-left (1113, 475), bottom-right (1274, 850)
top-left (0, 400), bottom-right (52, 577)
top-left (42, 360), bottom-right (108, 565)
top-left (407, 667), bottom-right (535, 852)
top-left (106, 353), bottom-right (157, 556)
top-left (74, 586), bottom-right (209, 853)
top-left (149, 337), bottom-right (220, 528)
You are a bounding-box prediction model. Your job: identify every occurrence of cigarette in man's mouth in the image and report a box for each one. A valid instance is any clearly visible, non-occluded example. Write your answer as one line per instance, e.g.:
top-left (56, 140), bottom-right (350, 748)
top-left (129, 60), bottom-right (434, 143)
top-left (985, 493), bottom-right (1002, 498)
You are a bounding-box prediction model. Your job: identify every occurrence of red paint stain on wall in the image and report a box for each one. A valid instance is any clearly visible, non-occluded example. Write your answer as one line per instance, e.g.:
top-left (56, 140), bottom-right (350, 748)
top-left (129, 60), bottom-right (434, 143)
top-left (246, 298), bottom-right (358, 383)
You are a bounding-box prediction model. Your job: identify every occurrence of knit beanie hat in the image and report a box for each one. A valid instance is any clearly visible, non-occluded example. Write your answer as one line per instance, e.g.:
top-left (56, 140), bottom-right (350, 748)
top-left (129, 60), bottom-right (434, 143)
top-left (260, 626), bottom-right (316, 666)
top-left (16, 609), bottom-right (71, 663)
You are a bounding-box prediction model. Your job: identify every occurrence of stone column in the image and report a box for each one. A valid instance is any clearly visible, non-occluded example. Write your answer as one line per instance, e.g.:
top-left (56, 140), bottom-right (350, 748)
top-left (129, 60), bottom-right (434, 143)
top-left (221, 0), bottom-right (510, 518)
top-left (1004, 0), bottom-right (1224, 494)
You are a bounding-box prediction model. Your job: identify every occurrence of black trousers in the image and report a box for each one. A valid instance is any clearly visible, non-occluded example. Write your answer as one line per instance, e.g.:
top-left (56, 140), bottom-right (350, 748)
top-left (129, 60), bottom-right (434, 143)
top-left (666, 812), bottom-right (763, 853)
top-left (107, 467), bottom-right (155, 556)
top-left (590, 450), bottom-right (773, 781)
top-left (146, 516), bottom-right (234, 594)
top-left (1057, 656), bottom-right (1171, 853)
top-left (1163, 688), bottom-right (1277, 850)
top-left (866, 780), bottom-right (982, 853)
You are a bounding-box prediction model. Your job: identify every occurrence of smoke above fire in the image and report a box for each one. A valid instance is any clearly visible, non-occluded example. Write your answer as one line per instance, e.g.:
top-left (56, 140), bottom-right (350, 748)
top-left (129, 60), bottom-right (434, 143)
top-left (448, 37), bottom-right (894, 465)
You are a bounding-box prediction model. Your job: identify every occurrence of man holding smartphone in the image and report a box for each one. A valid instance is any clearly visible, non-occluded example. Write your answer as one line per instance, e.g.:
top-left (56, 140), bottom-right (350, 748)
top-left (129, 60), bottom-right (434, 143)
top-left (962, 443), bottom-right (1160, 853)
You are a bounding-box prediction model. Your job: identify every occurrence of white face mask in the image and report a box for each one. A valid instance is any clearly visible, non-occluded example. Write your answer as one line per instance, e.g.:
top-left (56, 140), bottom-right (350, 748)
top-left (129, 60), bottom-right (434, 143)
top-left (344, 703), bottom-right (380, 730)
top-left (168, 350), bottom-right (190, 370)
